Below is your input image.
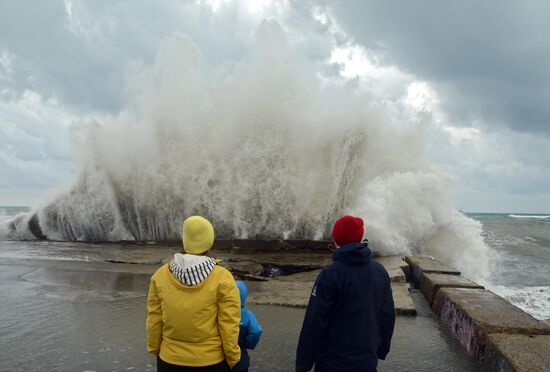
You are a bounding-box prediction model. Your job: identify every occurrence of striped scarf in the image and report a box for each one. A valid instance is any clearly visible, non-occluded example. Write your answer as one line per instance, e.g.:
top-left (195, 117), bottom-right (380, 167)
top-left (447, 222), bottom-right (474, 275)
top-left (169, 254), bottom-right (217, 286)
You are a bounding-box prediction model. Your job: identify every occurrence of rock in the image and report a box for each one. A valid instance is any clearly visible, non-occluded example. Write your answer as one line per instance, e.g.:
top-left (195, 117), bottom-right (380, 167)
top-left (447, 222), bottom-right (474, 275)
top-left (28, 213), bottom-right (47, 240)
top-left (419, 272), bottom-right (483, 305)
top-left (432, 288), bottom-right (550, 361)
top-left (483, 334), bottom-right (550, 372)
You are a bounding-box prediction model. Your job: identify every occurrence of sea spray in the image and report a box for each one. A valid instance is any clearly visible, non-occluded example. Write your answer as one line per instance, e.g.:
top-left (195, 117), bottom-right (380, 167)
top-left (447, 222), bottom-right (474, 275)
top-left (6, 22), bottom-right (489, 283)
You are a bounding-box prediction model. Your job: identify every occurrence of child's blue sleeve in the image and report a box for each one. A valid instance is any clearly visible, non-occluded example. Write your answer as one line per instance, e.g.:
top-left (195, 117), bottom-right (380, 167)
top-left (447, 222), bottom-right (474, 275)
top-left (244, 309), bottom-right (262, 350)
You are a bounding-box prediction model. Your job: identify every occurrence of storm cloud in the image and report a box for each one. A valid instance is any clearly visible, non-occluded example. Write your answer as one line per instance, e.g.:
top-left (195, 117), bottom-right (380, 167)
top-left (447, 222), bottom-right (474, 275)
top-left (0, 0), bottom-right (549, 212)
top-left (324, 0), bottom-right (550, 133)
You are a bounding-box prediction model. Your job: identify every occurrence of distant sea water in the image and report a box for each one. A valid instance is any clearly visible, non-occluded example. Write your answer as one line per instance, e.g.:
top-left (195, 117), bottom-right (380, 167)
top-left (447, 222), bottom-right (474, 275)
top-left (467, 213), bottom-right (550, 322)
top-left (0, 206), bottom-right (30, 216)
top-left (1, 207), bottom-right (548, 321)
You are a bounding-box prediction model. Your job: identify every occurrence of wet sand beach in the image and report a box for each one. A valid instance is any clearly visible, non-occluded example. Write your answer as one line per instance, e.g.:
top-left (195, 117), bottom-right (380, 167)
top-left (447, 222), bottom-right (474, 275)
top-left (0, 241), bottom-right (478, 371)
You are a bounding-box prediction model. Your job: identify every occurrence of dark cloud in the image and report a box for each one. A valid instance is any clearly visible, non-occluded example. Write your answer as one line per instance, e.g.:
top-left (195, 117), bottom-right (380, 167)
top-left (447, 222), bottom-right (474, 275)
top-left (323, 0), bottom-right (550, 133)
top-left (2, 0), bottom-right (548, 132)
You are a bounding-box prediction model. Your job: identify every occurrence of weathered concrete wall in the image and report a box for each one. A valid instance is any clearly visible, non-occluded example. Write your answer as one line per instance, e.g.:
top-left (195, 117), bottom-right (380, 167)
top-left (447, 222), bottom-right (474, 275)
top-left (433, 288), bottom-right (550, 363)
top-left (419, 272), bottom-right (483, 305)
top-left (405, 256), bottom-right (550, 371)
top-left (404, 256), bottom-right (460, 287)
top-left (483, 334), bottom-right (550, 372)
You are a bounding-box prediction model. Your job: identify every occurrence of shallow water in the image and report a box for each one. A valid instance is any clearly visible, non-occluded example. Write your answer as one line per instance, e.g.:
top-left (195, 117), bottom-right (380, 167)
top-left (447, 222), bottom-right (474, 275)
top-left (0, 241), bottom-right (478, 372)
top-left (0, 266), bottom-right (155, 371)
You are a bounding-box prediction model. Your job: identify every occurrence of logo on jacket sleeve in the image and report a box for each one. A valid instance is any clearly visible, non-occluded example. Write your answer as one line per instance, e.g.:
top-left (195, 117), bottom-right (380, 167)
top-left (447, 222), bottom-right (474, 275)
top-left (311, 285), bottom-right (317, 297)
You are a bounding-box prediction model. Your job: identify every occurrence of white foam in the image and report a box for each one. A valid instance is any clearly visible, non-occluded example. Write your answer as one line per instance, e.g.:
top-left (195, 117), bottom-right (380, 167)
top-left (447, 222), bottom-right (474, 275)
top-left (2, 212), bottom-right (36, 240)
top-left (491, 285), bottom-right (550, 320)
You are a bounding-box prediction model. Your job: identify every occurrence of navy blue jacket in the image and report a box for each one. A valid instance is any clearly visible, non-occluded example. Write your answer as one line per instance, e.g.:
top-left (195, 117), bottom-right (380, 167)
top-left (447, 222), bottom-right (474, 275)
top-left (296, 242), bottom-right (396, 372)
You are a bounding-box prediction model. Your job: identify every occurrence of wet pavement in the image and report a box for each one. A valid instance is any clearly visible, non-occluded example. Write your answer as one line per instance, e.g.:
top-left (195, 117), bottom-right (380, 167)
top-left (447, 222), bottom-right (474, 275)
top-left (0, 241), bottom-right (479, 371)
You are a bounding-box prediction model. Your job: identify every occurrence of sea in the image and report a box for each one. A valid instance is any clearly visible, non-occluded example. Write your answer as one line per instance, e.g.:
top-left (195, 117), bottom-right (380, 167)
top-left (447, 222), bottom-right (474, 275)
top-left (1, 207), bottom-right (549, 323)
top-left (469, 212), bottom-right (550, 322)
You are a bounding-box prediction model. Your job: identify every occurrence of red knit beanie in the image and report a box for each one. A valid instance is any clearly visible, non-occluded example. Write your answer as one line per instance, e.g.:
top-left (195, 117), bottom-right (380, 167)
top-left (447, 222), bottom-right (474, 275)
top-left (332, 215), bottom-right (364, 246)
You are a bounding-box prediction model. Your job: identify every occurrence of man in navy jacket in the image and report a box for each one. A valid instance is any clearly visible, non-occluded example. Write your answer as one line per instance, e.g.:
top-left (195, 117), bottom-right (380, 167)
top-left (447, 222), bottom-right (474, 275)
top-left (296, 215), bottom-right (396, 372)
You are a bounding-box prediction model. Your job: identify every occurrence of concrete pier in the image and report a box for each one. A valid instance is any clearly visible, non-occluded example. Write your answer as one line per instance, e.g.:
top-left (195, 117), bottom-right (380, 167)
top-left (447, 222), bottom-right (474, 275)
top-left (405, 256), bottom-right (461, 286)
top-left (432, 288), bottom-right (550, 362)
top-left (483, 334), bottom-right (550, 372)
top-left (1, 239), bottom-right (548, 371)
top-left (406, 256), bottom-right (550, 371)
top-left (0, 240), bottom-right (479, 371)
top-left (419, 272), bottom-right (484, 305)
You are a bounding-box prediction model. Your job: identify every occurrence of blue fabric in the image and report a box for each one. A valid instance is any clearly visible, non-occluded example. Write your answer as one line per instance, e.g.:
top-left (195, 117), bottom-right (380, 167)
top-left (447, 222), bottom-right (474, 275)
top-left (296, 242), bottom-right (396, 372)
top-left (236, 280), bottom-right (248, 308)
top-left (233, 281), bottom-right (262, 372)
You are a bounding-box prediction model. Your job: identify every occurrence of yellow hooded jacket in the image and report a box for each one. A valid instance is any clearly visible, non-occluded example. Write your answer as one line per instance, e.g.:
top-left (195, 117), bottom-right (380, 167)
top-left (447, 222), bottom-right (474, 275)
top-left (146, 256), bottom-right (241, 367)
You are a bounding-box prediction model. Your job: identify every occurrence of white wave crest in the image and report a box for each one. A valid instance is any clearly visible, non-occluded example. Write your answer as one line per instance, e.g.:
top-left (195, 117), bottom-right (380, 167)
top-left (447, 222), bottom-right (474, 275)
top-left (509, 214), bottom-right (550, 220)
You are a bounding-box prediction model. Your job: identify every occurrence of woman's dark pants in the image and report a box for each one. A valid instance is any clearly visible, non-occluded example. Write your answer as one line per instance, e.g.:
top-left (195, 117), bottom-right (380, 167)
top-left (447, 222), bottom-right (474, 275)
top-left (157, 357), bottom-right (231, 372)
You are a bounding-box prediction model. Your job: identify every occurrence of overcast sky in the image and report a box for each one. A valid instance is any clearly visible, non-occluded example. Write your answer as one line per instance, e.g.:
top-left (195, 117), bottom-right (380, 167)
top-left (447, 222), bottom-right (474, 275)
top-left (1, 0), bottom-right (549, 213)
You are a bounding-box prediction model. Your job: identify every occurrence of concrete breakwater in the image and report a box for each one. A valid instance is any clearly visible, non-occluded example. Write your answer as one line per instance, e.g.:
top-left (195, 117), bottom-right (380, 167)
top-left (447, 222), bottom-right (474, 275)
top-left (406, 256), bottom-right (550, 371)
top-left (0, 240), bottom-right (479, 371)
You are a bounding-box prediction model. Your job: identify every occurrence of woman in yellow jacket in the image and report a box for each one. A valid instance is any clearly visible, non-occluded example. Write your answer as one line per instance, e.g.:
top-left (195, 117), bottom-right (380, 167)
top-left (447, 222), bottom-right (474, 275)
top-left (147, 216), bottom-right (241, 371)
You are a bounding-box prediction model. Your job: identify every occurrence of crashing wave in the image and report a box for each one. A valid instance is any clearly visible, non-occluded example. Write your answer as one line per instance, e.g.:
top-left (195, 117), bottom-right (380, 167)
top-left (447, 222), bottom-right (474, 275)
top-left (4, 22), bottom-right (488, 283)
